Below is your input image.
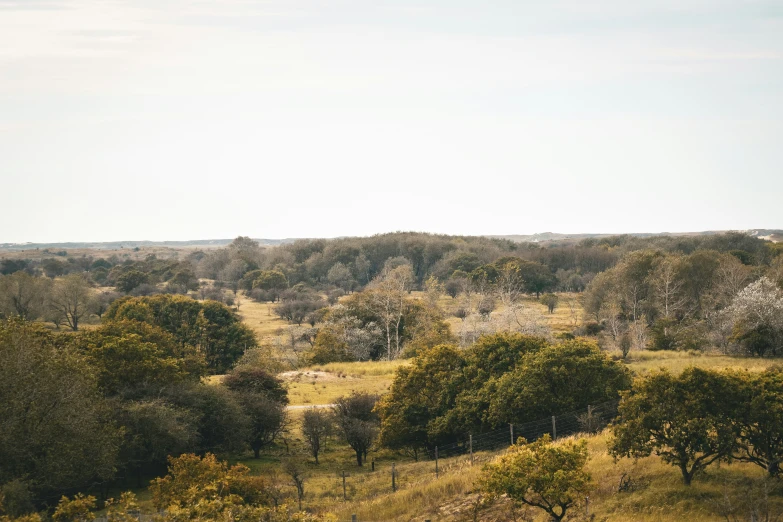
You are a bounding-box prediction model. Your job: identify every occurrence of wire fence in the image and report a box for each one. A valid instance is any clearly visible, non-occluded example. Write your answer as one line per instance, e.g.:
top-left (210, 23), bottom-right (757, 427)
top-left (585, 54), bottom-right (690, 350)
top-left (428, 399), bottom-right (619, 460)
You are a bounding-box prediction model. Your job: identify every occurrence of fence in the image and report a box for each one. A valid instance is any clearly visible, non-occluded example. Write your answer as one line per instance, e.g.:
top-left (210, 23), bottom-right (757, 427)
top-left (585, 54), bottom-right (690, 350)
top-left (429, 399), bottom-right (619, 460)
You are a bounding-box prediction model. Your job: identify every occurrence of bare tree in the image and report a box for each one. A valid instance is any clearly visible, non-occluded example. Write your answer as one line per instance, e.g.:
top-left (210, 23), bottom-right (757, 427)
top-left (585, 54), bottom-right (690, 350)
top-left (282, 460), bottom-right (306, 511)
top-left (650, 255), bottom-right (686, 320)
top-left (49, 274), bottom-right (91, 331)
top-left (0, 272), bottom-right (51, 320)
top-left (368, 265), bottom-right (413, 360)
top-left (495, 262), bottom-right (524, 306)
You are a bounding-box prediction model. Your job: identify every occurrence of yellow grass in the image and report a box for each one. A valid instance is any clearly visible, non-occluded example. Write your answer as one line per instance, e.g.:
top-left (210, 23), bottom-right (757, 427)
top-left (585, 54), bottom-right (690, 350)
top-left (281, 360), bottom-right (404, 406)
top-left (236, 296), bottom-right (290, 343)
top-left (623, 349), bottom-right (782, 375)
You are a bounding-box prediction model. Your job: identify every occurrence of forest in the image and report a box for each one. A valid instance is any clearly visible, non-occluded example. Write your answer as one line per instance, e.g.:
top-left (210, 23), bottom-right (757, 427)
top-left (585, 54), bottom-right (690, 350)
top-left (2, 231), bottom-right (783, 521)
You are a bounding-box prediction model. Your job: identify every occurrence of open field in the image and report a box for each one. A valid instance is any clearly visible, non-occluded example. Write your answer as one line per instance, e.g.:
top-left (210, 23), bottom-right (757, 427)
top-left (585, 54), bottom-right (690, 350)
top-left (236, 295), bottom-right (291, 342)
top-left (281, 360), bottom-right (405, 406)
top-left (226, 427), bottom-right (783, 521)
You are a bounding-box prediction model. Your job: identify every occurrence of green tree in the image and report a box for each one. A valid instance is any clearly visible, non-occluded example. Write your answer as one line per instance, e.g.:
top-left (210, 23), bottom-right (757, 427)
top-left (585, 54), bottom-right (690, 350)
top-left (115, 270), bottom-right (149, 293)
top-left (114, 400), bottom-right (198, 485)
top-left (609, 368), bottom-right (739, 485)
top-left (731, 367), bottom-right (783, 476)
top-left (0, 320), bottom-right (121, 504)
top-left (540, 293), bottom-right (559, 314)
top-left (252, 270), bottom-right (288, 301)
top-left (487, 339), bottom-right (632, 427)
top-left (301, 410), bottom-right (333, 464)
top-left (223, 367), bottom-right (288, 404)
top-left (480, 435), bottom-right (593, 522)
top-left (377, 344), bottom-right (466, 456)
top-left (105, 295), bottom-right (257, 373)
top-left (333, 393), bottom-right (379, 466)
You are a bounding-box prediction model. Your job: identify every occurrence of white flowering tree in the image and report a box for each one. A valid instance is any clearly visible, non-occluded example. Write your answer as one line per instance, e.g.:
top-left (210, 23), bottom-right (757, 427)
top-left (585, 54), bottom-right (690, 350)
top-left (723, 277), bottom-right (783, 356)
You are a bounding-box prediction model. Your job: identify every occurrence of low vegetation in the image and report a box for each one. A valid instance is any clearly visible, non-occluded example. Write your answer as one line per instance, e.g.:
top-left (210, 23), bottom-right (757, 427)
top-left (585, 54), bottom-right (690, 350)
top-left (1, 231), bottom-right (783, 520)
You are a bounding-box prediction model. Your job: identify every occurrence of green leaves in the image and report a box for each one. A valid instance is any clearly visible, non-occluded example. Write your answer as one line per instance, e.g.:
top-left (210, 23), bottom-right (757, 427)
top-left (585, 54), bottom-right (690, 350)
top-left (481, 435), bottom-right (593, 522)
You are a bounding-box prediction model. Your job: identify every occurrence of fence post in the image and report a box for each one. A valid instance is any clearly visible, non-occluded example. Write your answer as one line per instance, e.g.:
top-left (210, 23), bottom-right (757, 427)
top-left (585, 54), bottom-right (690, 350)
top-left (585, 495), bottom-right (590, 516)
top-left (435, 446), bottom-right (439, 478)
top-left (552, 415), bottom-right (557, 440)
top-left (392, 463), bottom-right (396, 492)
top-left (469, 434), bottom-right (474, 465)
top-left (510, 423), bottom-right (514, 446)
top-left (371, 459), bottom-right (375, 472)
top-left (351, 515), bottom-right (357, 522)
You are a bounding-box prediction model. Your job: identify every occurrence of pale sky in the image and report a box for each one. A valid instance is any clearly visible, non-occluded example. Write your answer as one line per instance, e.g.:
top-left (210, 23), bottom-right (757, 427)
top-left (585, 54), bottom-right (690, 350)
top-left (1, 0), bottom-right (782, 243)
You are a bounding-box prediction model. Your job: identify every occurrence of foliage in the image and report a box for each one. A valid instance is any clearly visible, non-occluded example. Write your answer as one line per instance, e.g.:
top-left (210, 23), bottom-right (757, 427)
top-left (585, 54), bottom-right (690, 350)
top-left (377, 335), bottom-right (628, 454)
top-left (49, 274), bottom-right (92, 331)
top-left (150, 453), bottom-right (270, 512)
top-left (301, 409), bottom-right (334, 464)
top-left (223, 367), bottom-right (288, 403)
top-left (105, 294), bottom-right (257, 373)
top-left (0, 272), bottom-right (50, 320)
top-left (486, 339), bottom-right (632, 427)
top-left (52, 493), bottom-right (96, 522)
top-left (333, 393), bottom-right (380, 466)
top-left (724, 277), bottom-right (783, 357)
top-left (729, 367), bottom-right (783, 476)
top-left (0, 320), bottom-right (121, 504)
top-left (480, 434), bottom-right (593, 522)
top-left (610, 367), bottom-right (739, 485)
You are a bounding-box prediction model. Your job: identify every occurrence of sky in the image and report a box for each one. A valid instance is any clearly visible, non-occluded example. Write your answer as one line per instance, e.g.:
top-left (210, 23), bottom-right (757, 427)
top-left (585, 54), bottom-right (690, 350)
top-left (1, 0), bottom-right (782, 243)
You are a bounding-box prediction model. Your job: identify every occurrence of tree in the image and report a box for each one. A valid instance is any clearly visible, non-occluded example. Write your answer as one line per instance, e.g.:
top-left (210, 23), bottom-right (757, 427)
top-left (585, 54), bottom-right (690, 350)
top-left (540, 293), bottom-right (559, 314)
top-left (0, 320), bottom-right (121, 504)
top-left (237, 393), bottom-right (288, 458)
top-left (115, 270), bottom-right (149, 294)
top-left (724, 277), bottom-right (783, 357)
top-left (282, 460), bottom-right (306, 511)
top-left (0, 272), bottom-right (50, 320)
top-left (368, 265), bottom-right (414, 360)
top-left (252, 270), bottom-right (288, 301)
top-left (487, 339), bottom-right (632, 428)
top-left (610, 368), bottom-right (739, 485)
top-left (88, 291), bottom-right (120, 319)
top-left (105, 295), bottom-right (258, 373)
top-left (114, 400), bottom-right (198, 484)
top-left (333, 393), bottom-right (379, 466)
top-left (327, 263), bottom-right (355, 292)
top-left (730, 368), bottom-right (783, 476)
top-left (517, 260), bottom-right (557, 298)
top-left (49, 274), bottom-right (91, 331)
top-left (149, 453), bottom-right (271, 513)
top-left (377, 344), bottom-right (467, 454)
top-left (480, 435), bottom-right (593, 522)
top-left (164, 384), bottom-right (251, 455)
top-left (301, 410), bottom-right (333, 464)
top-left (223, 368), bottom-right (289, 458)
top-left (223, 367), bottom-right (288, 403)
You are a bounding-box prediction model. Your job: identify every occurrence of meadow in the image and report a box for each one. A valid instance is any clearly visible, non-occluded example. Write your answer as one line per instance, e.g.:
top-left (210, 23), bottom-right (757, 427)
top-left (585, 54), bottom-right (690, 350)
top-left (218, 296), bottom-right (783, 521)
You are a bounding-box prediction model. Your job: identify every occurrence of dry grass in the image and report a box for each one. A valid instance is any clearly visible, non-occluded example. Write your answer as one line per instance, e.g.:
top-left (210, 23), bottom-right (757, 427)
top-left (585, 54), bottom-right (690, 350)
top-left (622, 349), bottom-right (782, 375)
top-left (236, 296), bottom-right (290, 343)
top-left (281, 361), bottom-right (403, 406)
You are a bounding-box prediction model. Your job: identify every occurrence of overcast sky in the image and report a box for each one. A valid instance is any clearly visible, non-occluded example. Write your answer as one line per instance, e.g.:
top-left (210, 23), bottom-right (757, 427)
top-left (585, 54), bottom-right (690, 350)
top-left (1, 0), bottom-right (782, 242)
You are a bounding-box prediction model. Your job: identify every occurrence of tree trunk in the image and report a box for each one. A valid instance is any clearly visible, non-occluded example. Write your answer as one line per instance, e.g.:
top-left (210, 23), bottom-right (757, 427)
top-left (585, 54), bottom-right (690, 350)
top-left (680, 464), bottom-right (693, 485)
top-left (356, 450), bottom-right (363, 466)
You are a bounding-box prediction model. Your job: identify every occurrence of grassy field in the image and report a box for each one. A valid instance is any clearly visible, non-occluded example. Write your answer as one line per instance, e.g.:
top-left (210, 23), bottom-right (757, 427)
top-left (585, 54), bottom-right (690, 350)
top-left (224, 292), bottom-right (783, 520)
top-left (228, 426), bottom-right (783, 521)
top-left (236, 296), bottom-right (291, 343)
top-left (282, 360), bottom-right (405, 406)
